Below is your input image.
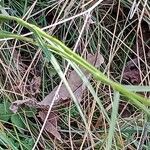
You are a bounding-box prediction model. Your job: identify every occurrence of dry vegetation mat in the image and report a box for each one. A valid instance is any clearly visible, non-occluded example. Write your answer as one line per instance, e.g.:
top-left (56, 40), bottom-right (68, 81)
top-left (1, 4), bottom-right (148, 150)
top-left (0, 0), bottom-right (150, 149)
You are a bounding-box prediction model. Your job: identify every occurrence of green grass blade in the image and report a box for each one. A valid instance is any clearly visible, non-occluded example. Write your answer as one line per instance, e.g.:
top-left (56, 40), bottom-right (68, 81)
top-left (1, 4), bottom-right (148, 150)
top-left (106, 91), bottom-right (120, 150)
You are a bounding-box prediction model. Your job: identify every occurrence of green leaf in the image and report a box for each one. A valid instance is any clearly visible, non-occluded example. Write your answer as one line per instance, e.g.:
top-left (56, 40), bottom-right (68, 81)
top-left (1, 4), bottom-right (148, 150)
top-left (0, 131), bottom-right (18, 150)
top-left (11, 114), bottom-right (26, 129)
top-left (0, 101), bottom-right (13, 122)
top-left (22, 138), bottom-right (34, 150)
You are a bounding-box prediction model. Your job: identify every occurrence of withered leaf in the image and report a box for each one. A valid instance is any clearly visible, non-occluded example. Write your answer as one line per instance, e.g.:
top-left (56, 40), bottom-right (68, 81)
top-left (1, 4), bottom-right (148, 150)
top-left (10, 98), bottom-right (38, 113)
top-left (38, 111), bottom-right (62, 141)
top-left (38, 52), bottom-right (104, 106)
top-left (86, 52), bottom-right (104, 68)
top-left (123, 58), bottom-right (141, 84)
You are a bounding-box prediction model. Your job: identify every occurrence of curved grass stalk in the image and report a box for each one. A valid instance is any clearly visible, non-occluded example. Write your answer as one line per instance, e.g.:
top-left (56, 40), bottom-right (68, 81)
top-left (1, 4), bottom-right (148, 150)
top-left (0, 15), bottom-right (150, 116)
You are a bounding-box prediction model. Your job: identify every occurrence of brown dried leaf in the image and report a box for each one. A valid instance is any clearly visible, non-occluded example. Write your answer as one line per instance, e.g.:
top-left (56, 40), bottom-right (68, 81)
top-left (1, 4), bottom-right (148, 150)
top-left (38, 52), bottom-right (104, 106)
top-left (38, 111), bottom-right (62, 141)
top-left (38, 71), bottom-right (83, 106)
top-left (123, 69), bottom-right (141, 84)
top-left (86, 51), bottom-right (104, 68)
top-left (10, 98), bottom-right (40, 113)
top-left (123, 58), bottom-right (141, 84)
